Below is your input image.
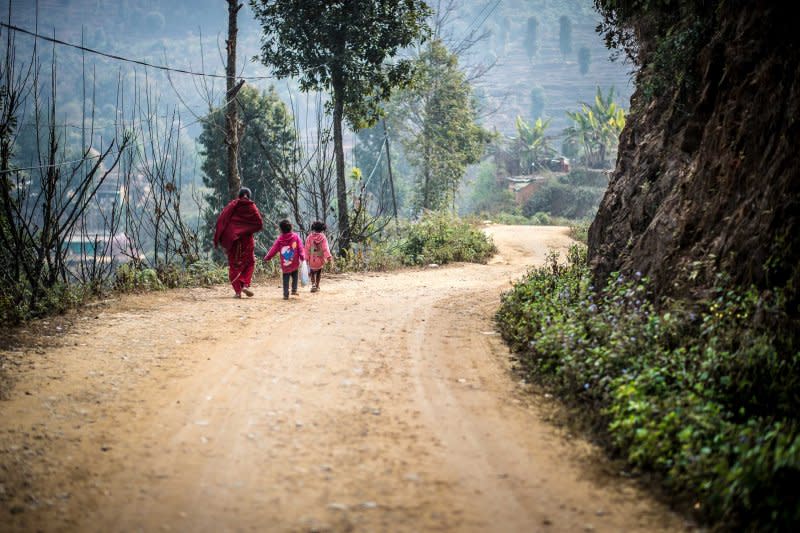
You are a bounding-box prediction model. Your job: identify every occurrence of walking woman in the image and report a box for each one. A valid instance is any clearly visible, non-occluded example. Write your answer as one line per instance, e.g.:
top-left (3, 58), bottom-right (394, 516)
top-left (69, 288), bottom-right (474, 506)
top-left (214, 187), bottom-right (263, 298)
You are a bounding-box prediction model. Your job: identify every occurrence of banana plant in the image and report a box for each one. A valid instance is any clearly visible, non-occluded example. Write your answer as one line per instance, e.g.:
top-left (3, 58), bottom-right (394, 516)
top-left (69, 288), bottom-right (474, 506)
top-left (564, 87), bottom-right (626, 168)
top-left (515, 116), bottom-right (553, 171)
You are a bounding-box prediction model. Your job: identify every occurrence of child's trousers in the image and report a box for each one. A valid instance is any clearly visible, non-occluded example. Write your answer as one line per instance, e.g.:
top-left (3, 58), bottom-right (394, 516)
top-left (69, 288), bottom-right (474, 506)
top-left (282, 270), bottom-right (299, 297)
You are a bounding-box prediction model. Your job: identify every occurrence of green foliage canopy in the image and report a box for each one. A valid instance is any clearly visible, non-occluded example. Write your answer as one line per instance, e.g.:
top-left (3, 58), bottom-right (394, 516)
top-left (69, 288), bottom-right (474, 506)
top-left (393, 40), bottom-right (490, 213)
top-left (199, 85), bottom-right (294, 248)
top-left (249, 0), bottom-right (430, 130)
top-left (564, 87), bottom-right (626, 168)
top-left (525, 16), bottom-right (540, 60)
top-left (514, 116), bottom-right (553, 172)
top-left (249, 0), bottom-right (431, 251)
top-left (559, 15), bottom-right (572, 59)
top-left (466, 160), bottom-right (515, 216)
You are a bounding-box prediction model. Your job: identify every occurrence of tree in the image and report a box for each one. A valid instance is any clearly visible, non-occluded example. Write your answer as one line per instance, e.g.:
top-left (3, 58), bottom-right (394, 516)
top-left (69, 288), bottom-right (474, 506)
top-left (578, 46), bottom-right (591, 75)
top-left (467, 160), bottom-right (515, 215)
top-left (525, 16), bottom-right (540, 61)
top-left (530, 86), bottom-right (546, 120)
top-left (199, 85), bottom-right (295, 249)
top-left (514, 116), bottom-right (553, 172)
top-left (225, 0), bottom-right (244, 201)
top-left (354, 122), bottom-right (409, 217)
top-left (392, 39), bottom-right (490, 212)
top-left (559, 15), bottom-right (572, 60)
top-left (249, 0), bottom-right (430, 253)
top-left (564, 87), bottom-right (626, 168)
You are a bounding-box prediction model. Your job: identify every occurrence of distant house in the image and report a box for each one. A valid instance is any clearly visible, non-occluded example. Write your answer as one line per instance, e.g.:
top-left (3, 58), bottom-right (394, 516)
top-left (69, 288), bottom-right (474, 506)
top-left (64, 233), bottom-right (142, 268)
top-left (504, 174), bottom-right (548, 206)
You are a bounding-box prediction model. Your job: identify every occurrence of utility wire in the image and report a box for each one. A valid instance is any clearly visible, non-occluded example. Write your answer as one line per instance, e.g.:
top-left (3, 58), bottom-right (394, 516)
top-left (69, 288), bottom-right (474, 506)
top-left (0, 147), bottom-right (125, 174)
top-left (453, 0), bottom-right (501, 53)
top-left (0, 21), bottom-right (274, 81)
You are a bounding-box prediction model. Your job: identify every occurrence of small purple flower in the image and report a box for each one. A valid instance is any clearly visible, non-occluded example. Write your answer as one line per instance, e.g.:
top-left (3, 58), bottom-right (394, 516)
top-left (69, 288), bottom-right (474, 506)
top-left (588, 303), bottom-right (598, 313)
top-left (635, 271), bottom-right (643, 279)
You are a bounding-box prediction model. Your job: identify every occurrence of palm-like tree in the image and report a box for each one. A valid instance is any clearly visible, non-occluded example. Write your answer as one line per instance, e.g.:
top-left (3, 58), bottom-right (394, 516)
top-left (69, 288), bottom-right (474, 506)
top-left (515, 116), bottom-right (553, 172)
top-left (564, 87), bottom-right (626, 168)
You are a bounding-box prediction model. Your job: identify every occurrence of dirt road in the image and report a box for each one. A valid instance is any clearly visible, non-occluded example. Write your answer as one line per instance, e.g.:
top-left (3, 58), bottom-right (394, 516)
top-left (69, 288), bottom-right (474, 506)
top-left (1, 226), bottom-right (689, 532)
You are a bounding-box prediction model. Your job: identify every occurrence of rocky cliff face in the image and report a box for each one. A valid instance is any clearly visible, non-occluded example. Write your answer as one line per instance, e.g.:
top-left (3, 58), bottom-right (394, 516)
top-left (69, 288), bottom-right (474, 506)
top-left (589, 2), bottom-right (799, 307)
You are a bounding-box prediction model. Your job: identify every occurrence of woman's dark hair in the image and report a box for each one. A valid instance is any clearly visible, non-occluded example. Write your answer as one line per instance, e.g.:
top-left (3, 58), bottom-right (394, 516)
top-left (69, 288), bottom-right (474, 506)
top-left (238, 187), bottom-right (252, 199)
top-left (310, 220), bottom-right (327, 232)
top-left (278, 219), bottom-right (292, 234)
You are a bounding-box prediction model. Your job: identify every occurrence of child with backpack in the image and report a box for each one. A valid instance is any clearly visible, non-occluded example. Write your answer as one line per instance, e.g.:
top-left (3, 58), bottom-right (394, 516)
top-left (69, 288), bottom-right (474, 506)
top-left (304, 220), bottom-right (334, 292)
top-left (264, 219), bottom-right (306, 300)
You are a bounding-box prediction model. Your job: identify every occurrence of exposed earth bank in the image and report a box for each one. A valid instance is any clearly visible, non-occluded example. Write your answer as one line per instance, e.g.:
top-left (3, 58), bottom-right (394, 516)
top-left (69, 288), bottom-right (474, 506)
top-left (1, 226), bottom-right (690, 532)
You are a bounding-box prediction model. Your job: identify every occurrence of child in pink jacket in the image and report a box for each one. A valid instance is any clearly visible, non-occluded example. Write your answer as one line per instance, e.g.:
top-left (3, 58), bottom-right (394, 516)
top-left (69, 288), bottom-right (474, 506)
top-left (304, 220), bottom-right (334, 292)
top-left (264, 219), bottom-right (306, 300)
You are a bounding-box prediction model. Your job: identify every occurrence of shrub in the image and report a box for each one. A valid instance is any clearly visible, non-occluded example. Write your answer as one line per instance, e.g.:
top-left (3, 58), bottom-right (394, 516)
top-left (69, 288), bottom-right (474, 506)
top-left (496, 248), bottom-right (800, 530)
top-left (397, 212), bottom-right (496, 266)
top-left (492, 212), bottom-right (537, 225)
top-left (559, 169), bottom-right (608, 188)
top-left (522, 180), bottom-right (604, 219)
top-left (530, 211), bottom-right (552, 225)
top-left (0, 280), bottom-right (91, 324)
top-left (114, 260), bottom-right (228, 292)
top-left (114, 263), bottom-right (164, 292)
top-left (185, 260), bottom-right (229, 286)
top-left (467, 160), bottom-right (517, 215)
top-left (568, 220), bottom-right (590, 243)
top-left (334, 239), bottom-right (404, 273)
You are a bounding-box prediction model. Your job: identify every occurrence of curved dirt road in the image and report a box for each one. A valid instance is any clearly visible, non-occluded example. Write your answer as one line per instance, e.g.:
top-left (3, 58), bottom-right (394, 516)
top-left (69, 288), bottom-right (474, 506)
top-left (0, 226), bottom-right (689, 532)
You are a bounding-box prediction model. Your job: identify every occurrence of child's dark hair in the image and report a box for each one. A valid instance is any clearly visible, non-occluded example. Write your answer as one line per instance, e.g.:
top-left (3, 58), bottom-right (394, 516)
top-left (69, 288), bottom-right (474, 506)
top-left (310, 220), bottom-right (327, 232)
top-left (278, 219), bottom-right (292, 234)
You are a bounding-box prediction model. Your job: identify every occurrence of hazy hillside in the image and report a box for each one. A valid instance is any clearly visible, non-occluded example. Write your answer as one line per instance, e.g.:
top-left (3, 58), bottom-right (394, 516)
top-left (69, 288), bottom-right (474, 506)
top-left (460, 0), bottom-right (634, 138)
top-left (1, 0), bottom-right (633, 162)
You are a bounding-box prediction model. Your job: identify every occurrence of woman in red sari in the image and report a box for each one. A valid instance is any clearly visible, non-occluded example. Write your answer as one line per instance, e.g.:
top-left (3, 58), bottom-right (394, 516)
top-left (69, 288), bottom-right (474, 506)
top-left (213, 187), bottom-right (263, 298)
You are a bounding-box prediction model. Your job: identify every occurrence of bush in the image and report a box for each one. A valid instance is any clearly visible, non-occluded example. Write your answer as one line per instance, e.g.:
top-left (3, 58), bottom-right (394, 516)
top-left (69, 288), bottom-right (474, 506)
top-left (318, 214), bottom-right (496, 274)
top-left (115, 259), bottom-right (228, 292)
top-left (522, 180), bottom-right (605, 219)
top-left (496, 248), bottom-right (800, 530)
top-left (558, 169), bottom-right (608, 188)
top-left (0, 281), bottom-right (91, 324)
top-left (334, 239), bottom-right (404, 273)
top-left (114, 264), bottom-right (164, 292)
top-left (397, 212), bottom-right (496, 266)
top-left (492, 212), bottom-right (537, 225)
top-left (568, 220), bottom-right (590, 243)
top-left (519, 169), bottom-right (608, 220)
top-left (487, 211), bottom-right (590, 228)
top-left (467, 160), bottom-right (517, 215)
top-left (185, 259), bottom-right (229, 286)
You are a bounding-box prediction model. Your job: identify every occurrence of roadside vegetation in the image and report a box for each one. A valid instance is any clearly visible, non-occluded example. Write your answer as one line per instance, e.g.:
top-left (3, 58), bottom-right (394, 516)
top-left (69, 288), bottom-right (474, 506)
top-left (1, 213), bottom-right (495, 324)
top-left (496, 247), bottom-right (800, 530)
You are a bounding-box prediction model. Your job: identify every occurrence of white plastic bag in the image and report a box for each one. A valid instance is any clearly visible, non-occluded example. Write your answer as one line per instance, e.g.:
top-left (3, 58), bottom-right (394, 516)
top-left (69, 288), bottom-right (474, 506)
top-left (300, 260), bottom-right (310, 286)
